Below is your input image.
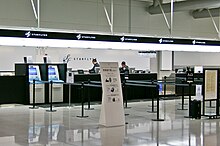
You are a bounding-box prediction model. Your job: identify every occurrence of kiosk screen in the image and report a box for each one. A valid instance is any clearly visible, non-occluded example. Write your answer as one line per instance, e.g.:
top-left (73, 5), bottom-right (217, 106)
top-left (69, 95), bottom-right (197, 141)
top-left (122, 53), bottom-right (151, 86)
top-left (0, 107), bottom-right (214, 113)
top-left (29, 65), bottom-right (41, 81)
top-left (48, 67), bottom-right (56, 75)
top-left (29, 67), bottom-right (37, 75)
top-left (48, 66), bottom-right (60, 81)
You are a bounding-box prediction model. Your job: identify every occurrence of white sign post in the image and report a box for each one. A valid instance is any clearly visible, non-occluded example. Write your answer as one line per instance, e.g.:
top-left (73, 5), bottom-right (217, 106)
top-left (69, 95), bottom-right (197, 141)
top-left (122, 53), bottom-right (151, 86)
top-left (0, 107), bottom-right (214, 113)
top-left (99, 62), bottom-right (125, 127)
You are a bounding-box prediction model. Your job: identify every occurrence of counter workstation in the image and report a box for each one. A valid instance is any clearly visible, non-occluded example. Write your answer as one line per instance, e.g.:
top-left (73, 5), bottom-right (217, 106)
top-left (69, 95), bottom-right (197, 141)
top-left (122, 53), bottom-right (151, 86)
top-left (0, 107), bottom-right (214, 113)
top-left (175, 73), bottom-right (203, 96)
top-left (0, 68), bottom-right (157, 104)
top-left (63, 73), bottom-right (158, 103)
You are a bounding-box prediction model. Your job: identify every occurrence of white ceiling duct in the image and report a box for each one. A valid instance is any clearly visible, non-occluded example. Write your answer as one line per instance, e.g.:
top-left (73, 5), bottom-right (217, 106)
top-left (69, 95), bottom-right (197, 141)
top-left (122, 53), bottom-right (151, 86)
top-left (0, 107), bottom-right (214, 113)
top-left (148, 0), bottom-right (220, 15)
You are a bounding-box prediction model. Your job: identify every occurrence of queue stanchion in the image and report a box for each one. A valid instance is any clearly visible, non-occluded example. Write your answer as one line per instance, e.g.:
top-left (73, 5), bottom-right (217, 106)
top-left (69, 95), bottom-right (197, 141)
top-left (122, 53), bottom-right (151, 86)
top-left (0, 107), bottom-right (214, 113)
top-left (178, 80), bottom-right (188, 110)
top-left (68, 83), bottom-right (72, 108)
top-left (152, 84), bottom-right (165, 121)
top-left (163, 76), bottom-right (167, 99)
top-left (46, 81), bottom-right (56, 112)
top-left (148, 80), bottom-right (156, 113)
top-left (85, 80), bottom-right (94, 110)
top-left (184, 82), bottom-right (192, 118)
top-left (123, 80), bottom-right (131, 109)
top-left (178, 80), bottom-right (188, 106)
top-left (148, 79), bottom-right (157, 108)
top-left (122, 80), bottom-right (130, 117)
top-left (30, 79), bottom-right (39, 109)
top-left (77, 82), bottom-right (88, 118)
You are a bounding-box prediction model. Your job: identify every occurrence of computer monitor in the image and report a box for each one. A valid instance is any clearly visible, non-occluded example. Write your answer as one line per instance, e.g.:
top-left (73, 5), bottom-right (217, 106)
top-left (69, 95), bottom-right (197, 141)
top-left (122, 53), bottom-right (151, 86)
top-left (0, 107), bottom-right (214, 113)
top-left (129, 67), bottom-right (135, 73)
top-left (48, 67), bottom-right (56, 75)
top-left (28, 65), bottom-right (41, 81)
top-left (29, 67), bottom-right (37, 75)
top-left (77, 69), bottom-right (84, 74)
top-left (95, 67), bottom-right (100, 74)
top-left (48, 65), bottom-right (60, 81)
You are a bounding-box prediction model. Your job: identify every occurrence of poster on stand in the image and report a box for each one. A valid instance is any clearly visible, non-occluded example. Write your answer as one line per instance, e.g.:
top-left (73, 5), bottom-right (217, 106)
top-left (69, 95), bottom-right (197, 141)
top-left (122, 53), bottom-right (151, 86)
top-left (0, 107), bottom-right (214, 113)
top-left (204, 70), bottom-right (217, 100)
top-left (99, 62), bottom-right (125, 127)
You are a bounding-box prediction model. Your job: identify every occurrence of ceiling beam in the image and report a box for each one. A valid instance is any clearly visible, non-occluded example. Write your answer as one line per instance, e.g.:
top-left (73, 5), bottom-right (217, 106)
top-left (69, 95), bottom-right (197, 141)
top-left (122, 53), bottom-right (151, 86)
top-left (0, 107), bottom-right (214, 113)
top-left (192, 8), bottom-right (220, 19)
top-left (148, 0), bottom-right (220, 15)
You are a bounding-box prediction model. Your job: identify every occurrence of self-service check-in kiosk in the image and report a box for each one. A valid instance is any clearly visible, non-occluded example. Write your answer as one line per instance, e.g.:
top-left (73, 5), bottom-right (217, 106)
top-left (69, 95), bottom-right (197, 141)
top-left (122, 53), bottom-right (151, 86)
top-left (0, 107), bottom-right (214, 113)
top-left (29, 65), bottom-right (45, 104)
top-left (48, 65), bottom-right (64, 102)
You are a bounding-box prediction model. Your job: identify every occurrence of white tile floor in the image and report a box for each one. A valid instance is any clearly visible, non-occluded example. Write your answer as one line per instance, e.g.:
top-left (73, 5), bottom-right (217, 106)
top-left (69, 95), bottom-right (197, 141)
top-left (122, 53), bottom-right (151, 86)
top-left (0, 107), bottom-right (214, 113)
top-left (0, 99), bottom-right (220, 146)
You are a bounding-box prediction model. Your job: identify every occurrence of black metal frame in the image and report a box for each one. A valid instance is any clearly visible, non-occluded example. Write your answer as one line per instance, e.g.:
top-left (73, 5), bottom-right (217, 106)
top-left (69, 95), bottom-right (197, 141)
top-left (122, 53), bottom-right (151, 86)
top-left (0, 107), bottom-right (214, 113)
top-left (202, 68), bottom-right (220, 119)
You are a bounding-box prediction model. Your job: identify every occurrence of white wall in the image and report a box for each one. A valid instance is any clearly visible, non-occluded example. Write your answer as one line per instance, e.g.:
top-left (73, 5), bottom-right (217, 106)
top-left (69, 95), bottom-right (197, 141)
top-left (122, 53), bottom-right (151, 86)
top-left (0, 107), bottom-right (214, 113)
top-left (0, 46), bottom-right (150, 71)
top-left (4, 45), bottom-right (220, 72)
top-left (0, 46), bottom-right (36, 71)
top-left (44, 47), bottom-right (151, 70)
top-left (174, 51), bottom-right (220, 67)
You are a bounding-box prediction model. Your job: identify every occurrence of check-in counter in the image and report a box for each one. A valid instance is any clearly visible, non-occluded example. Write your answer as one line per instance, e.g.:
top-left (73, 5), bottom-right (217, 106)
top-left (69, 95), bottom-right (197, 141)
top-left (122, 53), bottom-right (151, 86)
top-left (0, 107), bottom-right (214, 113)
top-left (0, 75), bottom-right (29, 104)
top-left (175, 73), bottom-right (203, 96)
top-left (64, 73), bottom-right (158, 103)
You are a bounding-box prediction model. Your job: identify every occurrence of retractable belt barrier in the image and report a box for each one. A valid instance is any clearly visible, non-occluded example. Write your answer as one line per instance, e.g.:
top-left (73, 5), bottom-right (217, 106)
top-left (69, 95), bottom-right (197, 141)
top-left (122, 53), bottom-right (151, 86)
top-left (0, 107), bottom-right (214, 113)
top-left (76, 82), bottom-right (89, 118)
top-left (29, 79), bottom-right (38, 109)
top-left (84, 80), bottom-right (102, 110)
top-left (177, 81), bottom-right (188, 111)
top-left (123, 80), bottom-right (164, 121)
top-left (46, 81), bottom-right (56, 112)
top-left (62, 82), bottom-right (82, 108)
top-left (122, 80), bottom-right (130, 109)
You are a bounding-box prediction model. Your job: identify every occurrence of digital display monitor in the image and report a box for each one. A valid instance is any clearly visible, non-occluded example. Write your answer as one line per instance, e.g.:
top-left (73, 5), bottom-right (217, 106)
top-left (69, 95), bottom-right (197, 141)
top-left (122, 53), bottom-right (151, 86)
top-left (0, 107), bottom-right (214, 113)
top-left (48, 67), bottom-right (56, 75)
top-left (29, 65), bottom-right (41, 82)
top-left (48, 65), bottom-right (60, 81)
top-left (95, 67), bottom-right (100, 74)
top-left (29, 67), bottom-right (37, 75)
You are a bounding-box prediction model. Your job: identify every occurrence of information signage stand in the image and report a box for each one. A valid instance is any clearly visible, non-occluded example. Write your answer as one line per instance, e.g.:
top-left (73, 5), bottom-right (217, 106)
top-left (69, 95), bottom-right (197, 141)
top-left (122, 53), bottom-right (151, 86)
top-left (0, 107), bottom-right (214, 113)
top-left (203, 69), bottom-right (220, 118)
top-left (99, 62), bottom-right (125, 127)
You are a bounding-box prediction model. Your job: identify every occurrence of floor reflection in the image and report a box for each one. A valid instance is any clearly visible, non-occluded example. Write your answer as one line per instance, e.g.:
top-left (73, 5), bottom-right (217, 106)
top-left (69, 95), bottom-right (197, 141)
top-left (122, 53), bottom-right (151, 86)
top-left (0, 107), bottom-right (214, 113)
top-left (100, 126), bottom-right (125, 146)
top-left (0, 100), bottom-right (220, 146)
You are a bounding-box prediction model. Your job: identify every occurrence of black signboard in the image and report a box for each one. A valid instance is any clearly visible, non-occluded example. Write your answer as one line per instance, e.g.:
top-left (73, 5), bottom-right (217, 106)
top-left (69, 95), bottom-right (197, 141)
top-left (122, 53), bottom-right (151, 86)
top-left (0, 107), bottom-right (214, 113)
top-left (0, 29), bottom-right (219, 46)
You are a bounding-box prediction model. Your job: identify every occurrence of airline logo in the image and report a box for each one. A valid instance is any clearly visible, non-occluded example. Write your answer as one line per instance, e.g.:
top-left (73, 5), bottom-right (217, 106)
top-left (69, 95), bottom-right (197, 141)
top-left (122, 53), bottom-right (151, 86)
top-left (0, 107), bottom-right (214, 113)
top-left (76, 34), bottom-right (81, 40)
top-left (76, 34), bottom-right (96, 40)
top-left (25, 31), bottom-right (48, 38)
top-left (25, 31), bottom-right (31, 37)
top-left (120, 36), bottom-right (137, 42)
top-left (159, 38), bottom-right (174, 43)
top-left (192, 40), bottom-right (206, 45)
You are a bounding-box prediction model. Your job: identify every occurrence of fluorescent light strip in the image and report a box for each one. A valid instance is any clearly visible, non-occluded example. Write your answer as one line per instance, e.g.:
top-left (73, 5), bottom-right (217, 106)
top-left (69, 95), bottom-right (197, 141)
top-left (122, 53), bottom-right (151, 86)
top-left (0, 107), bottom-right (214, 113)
top-left (0, 37), bottom-right (219, 52)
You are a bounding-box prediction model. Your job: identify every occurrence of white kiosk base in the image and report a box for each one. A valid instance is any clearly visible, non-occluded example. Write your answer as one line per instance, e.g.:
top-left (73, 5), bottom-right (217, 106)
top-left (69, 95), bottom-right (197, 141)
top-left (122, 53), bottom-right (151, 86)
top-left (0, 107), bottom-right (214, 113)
top-left (49, 84), bottom-right (63, 103)
top-left (29, 84), bottom-right (45, 104)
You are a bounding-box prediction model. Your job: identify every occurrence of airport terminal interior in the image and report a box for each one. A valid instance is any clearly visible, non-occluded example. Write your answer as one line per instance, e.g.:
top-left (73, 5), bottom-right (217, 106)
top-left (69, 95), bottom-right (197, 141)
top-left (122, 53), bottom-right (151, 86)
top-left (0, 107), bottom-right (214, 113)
top-left (1, 0), bottom-right (220, 146)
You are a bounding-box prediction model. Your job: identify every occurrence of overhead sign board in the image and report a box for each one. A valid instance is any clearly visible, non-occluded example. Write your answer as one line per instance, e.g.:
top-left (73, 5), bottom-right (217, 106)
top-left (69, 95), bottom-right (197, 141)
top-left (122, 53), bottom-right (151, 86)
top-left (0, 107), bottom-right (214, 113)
top-left (0, 29), bottom-right (220, 46)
